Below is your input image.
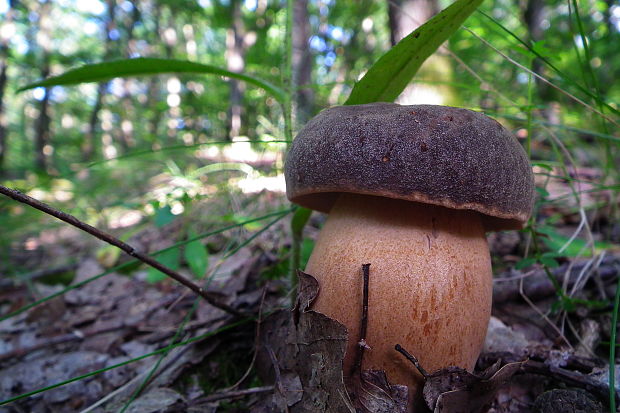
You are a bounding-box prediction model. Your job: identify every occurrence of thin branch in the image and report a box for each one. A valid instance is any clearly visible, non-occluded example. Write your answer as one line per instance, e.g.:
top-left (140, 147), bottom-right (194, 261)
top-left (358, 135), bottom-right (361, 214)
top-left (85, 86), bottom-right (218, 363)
top-left (224, 286), bottom-right (268, 391)
top-left (520, 359), bottom-right (617, 406)
top-left (0, 185), bottom-right (245, 317)
top-left (394, 344), bottom-right (430, 379)
top-left (266, 345), bottom-right (290, 413)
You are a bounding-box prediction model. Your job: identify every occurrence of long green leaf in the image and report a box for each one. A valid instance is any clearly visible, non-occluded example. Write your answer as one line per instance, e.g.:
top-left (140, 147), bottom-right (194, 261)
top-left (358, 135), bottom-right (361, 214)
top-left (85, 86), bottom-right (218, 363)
top-left (345, 0), bottom-right (483, 105)
top-left (17, 57), bottom-right (285, 103)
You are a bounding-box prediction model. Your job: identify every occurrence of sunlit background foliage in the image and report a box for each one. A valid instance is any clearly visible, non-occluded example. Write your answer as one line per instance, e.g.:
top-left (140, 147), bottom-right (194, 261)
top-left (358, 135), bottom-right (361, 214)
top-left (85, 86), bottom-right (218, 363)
top-left (0, 0), bottom-right (618, 285)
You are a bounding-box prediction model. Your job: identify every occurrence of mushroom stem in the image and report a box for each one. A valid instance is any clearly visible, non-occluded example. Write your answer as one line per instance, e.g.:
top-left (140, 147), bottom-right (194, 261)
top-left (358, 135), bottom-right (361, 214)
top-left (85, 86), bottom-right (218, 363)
top-left (305, 193), bottom-right (492, 401)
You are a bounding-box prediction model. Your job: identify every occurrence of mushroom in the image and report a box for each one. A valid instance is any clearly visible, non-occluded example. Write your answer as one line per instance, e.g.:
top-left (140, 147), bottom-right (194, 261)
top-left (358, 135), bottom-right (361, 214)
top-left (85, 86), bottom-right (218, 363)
top-left (284, 103), bottom-right (534, 400)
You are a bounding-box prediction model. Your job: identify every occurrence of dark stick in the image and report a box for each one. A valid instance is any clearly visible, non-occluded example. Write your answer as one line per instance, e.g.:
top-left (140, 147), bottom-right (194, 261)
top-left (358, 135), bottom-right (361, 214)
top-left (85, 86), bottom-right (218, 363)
top-left (351, 263), bottom-right (371, 376)
top-left (266, 345), bottom-right (291, 413)
top-left (0, 185), bottom-right (245, 317)
top-left (521, 359), bottom-right (617, 406)
top-left (394, 344), bottom-right (430, 379)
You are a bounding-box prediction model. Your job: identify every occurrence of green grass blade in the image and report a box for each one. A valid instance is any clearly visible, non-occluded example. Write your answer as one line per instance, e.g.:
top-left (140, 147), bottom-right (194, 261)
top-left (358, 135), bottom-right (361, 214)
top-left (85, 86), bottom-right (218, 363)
top-left (345, 0), bottom-right (483, 105)
top-left (17, 57), bottom-right (285, 104)
top-left (478, 11), bottom-right (620, 117)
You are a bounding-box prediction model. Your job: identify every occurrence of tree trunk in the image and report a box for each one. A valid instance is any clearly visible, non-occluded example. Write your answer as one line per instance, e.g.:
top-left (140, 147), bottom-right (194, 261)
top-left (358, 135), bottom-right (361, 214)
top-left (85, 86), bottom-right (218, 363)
top-left (387, 0), bottom-right (455, 106)
top-left (388, 0), bottom-right (438, 46)
top-left (34, 1), bottom-right (52, 172)
top-left (0, 58), bottom-right (8, 174)
top-left (82, 0), bottom-right (117, 161)
top-left (147, 2), bottom-right (163, 141)
top-left (226, 0), bottom-right (246, 139)
top-left (34, 75), bottom-right (51, 172)
top-left (524, 0), bottom-right (552, 102)
top-left (0, 3), bottom-right (14, 174)
top-left (292, 0), bottom-right (313, 125)
top-left (119, 0), bottom-right (141, 150)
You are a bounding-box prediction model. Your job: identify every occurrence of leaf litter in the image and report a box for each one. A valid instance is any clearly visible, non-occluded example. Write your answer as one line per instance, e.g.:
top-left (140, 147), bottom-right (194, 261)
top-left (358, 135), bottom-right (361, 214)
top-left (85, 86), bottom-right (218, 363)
top-left (1, 188), bottom-right (620, 412)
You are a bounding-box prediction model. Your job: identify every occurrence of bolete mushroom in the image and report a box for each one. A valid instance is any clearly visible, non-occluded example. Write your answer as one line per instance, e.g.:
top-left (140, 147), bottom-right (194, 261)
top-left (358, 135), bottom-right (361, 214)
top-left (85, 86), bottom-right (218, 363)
top-left (284, 103), bottom-right (535, 400)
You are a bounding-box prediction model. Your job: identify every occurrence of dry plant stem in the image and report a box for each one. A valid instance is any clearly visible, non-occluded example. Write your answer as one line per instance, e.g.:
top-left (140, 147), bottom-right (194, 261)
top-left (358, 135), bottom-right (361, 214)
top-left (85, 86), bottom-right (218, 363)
top-left (520, 359), bottom-right (617, 406)
top-left (266, 345), bottom-right (290, 413)
top-left (518, 276), bottom-right (572, 348)
top-left (0, 185), bottom-right (244, 317)
top-left (395, 344), bottom-right (430, 379)
top-left (351, 263), bottom-right (371, 376)
top-left (225, 286), bottom-right (268, 391)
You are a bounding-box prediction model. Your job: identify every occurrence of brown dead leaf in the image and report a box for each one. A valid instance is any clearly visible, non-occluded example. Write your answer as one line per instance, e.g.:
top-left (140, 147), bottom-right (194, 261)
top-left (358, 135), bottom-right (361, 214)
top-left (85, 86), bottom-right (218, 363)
top-left (273, 370), bottom-right (304, 409)
top-left (346, 370), bottom-right (408, 413)
top-left (257, 271), bottom-right (354, 412)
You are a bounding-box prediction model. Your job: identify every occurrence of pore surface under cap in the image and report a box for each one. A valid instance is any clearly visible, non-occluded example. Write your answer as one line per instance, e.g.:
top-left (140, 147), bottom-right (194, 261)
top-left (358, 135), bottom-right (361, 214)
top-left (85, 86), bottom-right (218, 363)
top-left (284, 103), bottom-right (535, 230)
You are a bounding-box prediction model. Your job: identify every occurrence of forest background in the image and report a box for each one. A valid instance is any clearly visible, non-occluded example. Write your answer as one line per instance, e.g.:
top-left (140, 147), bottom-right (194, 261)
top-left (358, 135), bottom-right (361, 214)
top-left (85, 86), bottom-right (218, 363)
top-left (0, 0), bottom-right (619, 411)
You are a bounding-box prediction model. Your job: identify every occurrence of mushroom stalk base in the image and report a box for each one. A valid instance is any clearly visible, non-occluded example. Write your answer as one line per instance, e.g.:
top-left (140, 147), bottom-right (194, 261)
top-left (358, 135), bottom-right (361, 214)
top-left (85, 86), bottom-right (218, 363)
top-left (305, 193), bottom-right (492, 401)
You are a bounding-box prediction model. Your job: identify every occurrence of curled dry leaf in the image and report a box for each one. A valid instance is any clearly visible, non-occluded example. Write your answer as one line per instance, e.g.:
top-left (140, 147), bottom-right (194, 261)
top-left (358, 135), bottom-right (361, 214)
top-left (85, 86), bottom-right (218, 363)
top-left (257, 271), bottom-right (354, 412)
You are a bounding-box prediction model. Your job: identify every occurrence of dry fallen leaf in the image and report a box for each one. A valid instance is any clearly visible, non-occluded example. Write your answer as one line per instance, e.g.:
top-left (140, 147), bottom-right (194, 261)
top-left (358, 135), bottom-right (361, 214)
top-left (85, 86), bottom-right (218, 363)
top-left (346, 370), bottom-right (408, 413)
top-left (257, 271), bottom-right (354, 412)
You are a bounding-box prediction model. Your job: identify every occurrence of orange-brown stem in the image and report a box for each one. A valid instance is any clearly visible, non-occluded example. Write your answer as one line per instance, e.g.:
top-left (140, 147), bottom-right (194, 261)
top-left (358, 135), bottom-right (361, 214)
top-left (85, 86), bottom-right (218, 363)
top-left (305, 193), bottom-right (492, 403)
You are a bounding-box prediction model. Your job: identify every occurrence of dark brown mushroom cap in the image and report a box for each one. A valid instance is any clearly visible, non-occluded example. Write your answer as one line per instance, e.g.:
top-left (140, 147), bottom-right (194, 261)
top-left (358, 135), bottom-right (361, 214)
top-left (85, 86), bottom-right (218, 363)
top-left (284, 103), bottom-right (535, 231)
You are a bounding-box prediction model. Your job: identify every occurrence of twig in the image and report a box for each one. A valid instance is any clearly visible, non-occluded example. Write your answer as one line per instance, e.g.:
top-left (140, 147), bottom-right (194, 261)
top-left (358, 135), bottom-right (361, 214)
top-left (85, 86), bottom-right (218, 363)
top-left (394, 344), bottom-right (430, 379)
top-left (196, 386), bottom-right (274, 403)
top-left (266, 345), bottom-right (290, 413)
top-left (351, 263), bottom-right (371, 376)
top-left (0, 185), bottom-right (245, 317)
top-left (520, 359), bottom-right (618, 407)
top-left (224, 286), bottom-right (268, 391)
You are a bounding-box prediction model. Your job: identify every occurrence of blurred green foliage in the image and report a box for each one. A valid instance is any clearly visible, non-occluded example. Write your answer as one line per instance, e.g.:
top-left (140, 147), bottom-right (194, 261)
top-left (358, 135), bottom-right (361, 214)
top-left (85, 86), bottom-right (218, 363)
top-left (0, 0), bottom-right (618, 285)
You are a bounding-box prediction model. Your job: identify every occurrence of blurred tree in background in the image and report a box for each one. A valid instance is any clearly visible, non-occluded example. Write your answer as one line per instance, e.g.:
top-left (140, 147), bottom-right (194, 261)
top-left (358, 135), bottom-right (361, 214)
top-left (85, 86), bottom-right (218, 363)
top-left (0, 0), bottom-right (618, 275)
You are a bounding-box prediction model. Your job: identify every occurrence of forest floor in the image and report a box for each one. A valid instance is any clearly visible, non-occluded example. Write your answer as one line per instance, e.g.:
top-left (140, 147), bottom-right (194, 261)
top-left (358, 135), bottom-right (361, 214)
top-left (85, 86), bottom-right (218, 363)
top-left (1, 173), bottom-right (619, 413)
